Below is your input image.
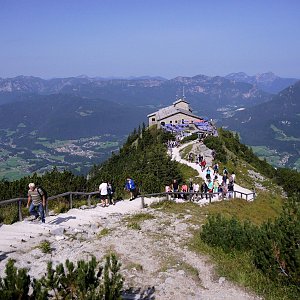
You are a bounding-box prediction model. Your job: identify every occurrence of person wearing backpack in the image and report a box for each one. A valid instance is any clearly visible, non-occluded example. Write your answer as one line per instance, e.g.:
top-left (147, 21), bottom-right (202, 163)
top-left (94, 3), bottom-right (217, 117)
top-left (125, 177), bottom-right (136, 201)
top-left (107, 181), bottom-right (115, 205)
top-left (27, 183), bottom-right (46, 223)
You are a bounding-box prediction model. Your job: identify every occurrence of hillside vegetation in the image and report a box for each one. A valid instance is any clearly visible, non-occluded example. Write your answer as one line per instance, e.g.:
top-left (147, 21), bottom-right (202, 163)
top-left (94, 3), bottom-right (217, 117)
top-left (0, 125), bottom-right (299, 298)
top-left (88, 125), bottom-right (195, 196)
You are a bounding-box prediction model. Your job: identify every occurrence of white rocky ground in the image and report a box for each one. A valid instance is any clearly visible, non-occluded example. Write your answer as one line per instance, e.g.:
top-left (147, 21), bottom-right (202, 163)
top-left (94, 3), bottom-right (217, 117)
top-left (0, 141), bottom-right (260, 299)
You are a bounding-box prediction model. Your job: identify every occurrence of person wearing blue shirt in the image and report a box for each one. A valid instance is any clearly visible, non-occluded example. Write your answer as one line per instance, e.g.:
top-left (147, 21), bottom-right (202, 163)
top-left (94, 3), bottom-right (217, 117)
top-left (125, 177), bottom-right (136, 200)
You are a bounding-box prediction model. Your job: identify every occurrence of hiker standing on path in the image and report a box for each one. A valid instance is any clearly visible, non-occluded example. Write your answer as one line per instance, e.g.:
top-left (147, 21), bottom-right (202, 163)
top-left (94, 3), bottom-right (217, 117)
top-left (27, 183), bottom-right (46, 223)
top-left (125, 177), bottom-right (136, 201)
top-left (107, 181), bottom-right (115, 205)
top-left (99, 181), bottom-right (109, 207)
top-left (171, 179), bottom-right (179, 198)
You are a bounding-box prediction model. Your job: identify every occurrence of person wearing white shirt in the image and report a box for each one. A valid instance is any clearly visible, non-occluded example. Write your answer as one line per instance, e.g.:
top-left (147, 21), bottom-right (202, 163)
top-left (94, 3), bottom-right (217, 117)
top-left (99, 181), bottom-right (109, 207)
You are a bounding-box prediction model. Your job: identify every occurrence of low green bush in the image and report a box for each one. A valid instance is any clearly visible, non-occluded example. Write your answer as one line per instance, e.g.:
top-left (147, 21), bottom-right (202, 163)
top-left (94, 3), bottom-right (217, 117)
top-left (0, 253), bottom-right (123, 299)
top-left (200, 196), bottom-right (300, 294)
top-left (200, 214), bottom-right (257, 252)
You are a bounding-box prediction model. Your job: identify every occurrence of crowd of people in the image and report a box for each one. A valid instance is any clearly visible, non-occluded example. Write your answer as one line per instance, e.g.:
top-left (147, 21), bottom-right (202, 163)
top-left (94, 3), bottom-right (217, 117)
top-left (164, 147), bottom-right (236, 201)
top-left (26, 177), bottom-right (138, 223)
top-left (98, 177), bottom-right (138, 207)
top-left (165, 167), bottom-right (235, 201)
top-left (26, 142), bottom-right (235, 223)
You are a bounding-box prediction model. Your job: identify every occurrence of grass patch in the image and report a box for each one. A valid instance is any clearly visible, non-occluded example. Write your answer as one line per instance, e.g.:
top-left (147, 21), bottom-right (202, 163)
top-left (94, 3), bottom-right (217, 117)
top-left (201, 191), bottom-right (284, 225)
top-left (37, 240), bottom-right (52, 254)
top-left (150, 200), bottom-right (198, 214)
top-left (150, 200), bottom-right (205, 225)
top-left (177, 163), bottom-right (198, 183)
top-left (125, 213), bottom-right (155, 230)
top-left (127, 222), bottom-right (141, 230)
top-left (97, 228), bottom-right (111, 237)
top-left (126, 262), bottom-right (143, 272)
top-left (190, 233), bottom-right (298, 300)
top-left (124, 212), bottom-right (155, 223)
top-left (180, 144), bottom-right (193, 160)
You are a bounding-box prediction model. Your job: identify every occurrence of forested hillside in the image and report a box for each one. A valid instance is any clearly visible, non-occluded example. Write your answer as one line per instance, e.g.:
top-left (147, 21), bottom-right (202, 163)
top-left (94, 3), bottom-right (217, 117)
top-left (87, 125), bottom-right (185, 195)
top-left (1, 126), bottom-right (299, 201)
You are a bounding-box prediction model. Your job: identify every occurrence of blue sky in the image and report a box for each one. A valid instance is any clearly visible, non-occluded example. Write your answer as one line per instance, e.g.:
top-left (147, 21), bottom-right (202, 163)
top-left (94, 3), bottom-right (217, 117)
top-left (1, 0), bottom-right (300, 79)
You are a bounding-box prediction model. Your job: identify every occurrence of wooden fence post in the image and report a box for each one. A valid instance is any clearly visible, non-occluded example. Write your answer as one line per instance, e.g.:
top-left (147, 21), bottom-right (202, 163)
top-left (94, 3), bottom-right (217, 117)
top-left (253, 188), bottom-right (256, 200)
top-left (18, 199), bottom-right (23, 222)
top-left (88, 194), bottom-right (91, 208)
top-left (45, 200), bottom-right (49, 217)
top-left (69, 193), bottom-right (73, 209)
top-left (141, 196), bottom-right (145, 209)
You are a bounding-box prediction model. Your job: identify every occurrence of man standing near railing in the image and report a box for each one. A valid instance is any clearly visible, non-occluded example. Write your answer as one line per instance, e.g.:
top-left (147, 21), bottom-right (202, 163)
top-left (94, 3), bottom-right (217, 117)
top-left (27, 183), bottom-right (45, 223)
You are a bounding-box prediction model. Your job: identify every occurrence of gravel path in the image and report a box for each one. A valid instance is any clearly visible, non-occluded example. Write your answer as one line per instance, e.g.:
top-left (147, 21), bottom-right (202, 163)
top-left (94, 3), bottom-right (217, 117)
top-left (0, 203), bottom-right (260, 299)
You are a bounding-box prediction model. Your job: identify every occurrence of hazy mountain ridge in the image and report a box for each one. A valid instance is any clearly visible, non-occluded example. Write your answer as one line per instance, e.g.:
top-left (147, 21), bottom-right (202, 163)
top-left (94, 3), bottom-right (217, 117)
top-left (225, 72), bottom-right (299, 94)
top-left (0, 73), bottom-right (271, 107)
top-left (221, 81), bottom-right (300, 169)
top-left (0, 73), bottom-right (298, 177)
top-left (0, 94), bottom-right (149, 139)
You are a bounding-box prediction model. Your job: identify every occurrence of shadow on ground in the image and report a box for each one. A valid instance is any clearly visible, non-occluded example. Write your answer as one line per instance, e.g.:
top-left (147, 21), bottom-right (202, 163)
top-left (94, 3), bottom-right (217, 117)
top-left (0, 251), bottom-right (15, 262)
top-left (122, 286), bottom-right (155, 300)
top-left (48, 216), bottom-right (76, 225)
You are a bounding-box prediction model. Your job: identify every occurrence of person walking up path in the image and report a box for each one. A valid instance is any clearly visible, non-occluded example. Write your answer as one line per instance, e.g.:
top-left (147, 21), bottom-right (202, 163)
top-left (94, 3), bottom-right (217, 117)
top-left (27, 183), bottom-right (46, 223)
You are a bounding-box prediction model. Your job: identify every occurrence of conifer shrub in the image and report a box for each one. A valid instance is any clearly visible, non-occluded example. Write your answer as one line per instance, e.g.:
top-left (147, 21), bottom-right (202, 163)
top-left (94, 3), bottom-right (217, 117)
top-left (0, 253), bottom-right (124, 299)
top-left (0, 259), bottom-right (31, 300)
top-left (200, 214), bottom-right (256, 252)
top-left (253, 198), bottom-right (300, 288)
top-left (275, 168), bottom-right (300, 196)
top-left (200, 196), bottom-right (300, 293)
top-left (203, 136), bottom-right (227, 163)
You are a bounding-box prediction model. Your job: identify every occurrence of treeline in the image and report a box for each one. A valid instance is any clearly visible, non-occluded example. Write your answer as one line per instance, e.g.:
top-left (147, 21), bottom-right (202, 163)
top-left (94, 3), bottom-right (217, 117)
top-left (1, 125), bottom-right (299, 201)
top-left (87, 125), bottom-right (183, 196)
top-left (0, 167), bottom-right (86, 201)
top-left (204, 128), bottom-right (300, 196)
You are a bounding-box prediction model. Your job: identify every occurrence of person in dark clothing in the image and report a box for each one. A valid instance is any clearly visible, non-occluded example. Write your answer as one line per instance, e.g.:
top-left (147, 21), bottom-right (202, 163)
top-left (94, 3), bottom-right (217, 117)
top-left (107, 181), bottom-right (115, 205)
top-left (200, 182), bottom-right (208, 199)
top-left (228, 182), bottom-right (234, 198)
top-left (171, 179), bottom-right (179, 198)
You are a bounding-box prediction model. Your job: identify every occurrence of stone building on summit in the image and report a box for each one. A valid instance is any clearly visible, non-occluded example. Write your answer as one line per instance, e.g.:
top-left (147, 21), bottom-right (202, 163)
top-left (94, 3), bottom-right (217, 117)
top-left (147, 97), bottom-right (203, 128)
top-left (147, 97), bottom-right (217, 137)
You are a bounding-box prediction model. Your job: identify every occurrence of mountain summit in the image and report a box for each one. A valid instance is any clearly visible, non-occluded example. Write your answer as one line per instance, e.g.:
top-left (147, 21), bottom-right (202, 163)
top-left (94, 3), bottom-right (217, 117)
top-left (225, 72), bottom-right (299, 94)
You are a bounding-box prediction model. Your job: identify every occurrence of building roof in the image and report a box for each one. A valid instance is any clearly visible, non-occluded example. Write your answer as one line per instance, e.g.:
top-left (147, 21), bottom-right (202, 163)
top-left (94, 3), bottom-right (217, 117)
top-left (173, 98), bottom-right (189, 106)
top-left (147, 105), bottom-right (200, 121)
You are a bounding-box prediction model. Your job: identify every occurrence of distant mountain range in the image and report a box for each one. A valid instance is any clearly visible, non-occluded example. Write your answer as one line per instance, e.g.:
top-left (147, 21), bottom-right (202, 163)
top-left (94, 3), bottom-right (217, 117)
top-left (225, 72), bottom-right (298, 94)
top-left (0, 73), bottom-right (275, 118)
top-left (221, 81), bottom-right (300, 169)
top-left (0, 72), bottom-right (299, 178)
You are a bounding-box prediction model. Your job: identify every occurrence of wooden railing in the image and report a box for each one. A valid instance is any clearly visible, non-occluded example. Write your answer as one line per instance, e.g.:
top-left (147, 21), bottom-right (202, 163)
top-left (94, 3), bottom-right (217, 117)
top-left (140, 190), bottom-right (256, 208)
top-left (0, 191), bottom-right (99, 222)
top-left (0, 189), bottom-right (256, 222)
